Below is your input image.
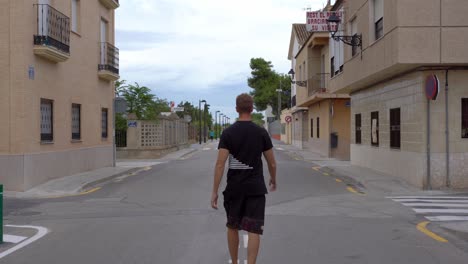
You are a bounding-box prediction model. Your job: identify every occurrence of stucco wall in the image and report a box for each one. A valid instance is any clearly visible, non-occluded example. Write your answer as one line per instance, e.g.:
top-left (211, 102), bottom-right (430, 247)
top-left (329, 0), bottom-right (468, 94)
top-left (331, 99), bottom-right (351, 160)
top-left (0, 0), bottom-right (11, 154)
top-left (0, 145), bottom-right (112, 191)
top-left (351, 70), bottom-right (468, 188)
top-left (305, 100), bottom-right (331, 157)
top-left (0, 1), bottom-right (117, 190)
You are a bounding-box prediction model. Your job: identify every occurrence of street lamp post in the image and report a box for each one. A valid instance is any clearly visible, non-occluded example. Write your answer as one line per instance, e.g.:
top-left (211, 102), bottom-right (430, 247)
top-left (276, 88), bottom-right (282, 120)
top-left (220, 114), bottom-right (224, 134)
top-left (198, 99), bottom-right (206, 144)
top-left (204, 104), bottom-right (210, 143)
top-left (215, 110), bottom-right (220, 139)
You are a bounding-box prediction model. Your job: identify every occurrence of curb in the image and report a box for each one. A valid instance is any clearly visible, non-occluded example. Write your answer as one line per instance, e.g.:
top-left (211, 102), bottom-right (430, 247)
top-left (79, 167), bottom-right (142, 192)
top-left (178, 148), bottom-right (198, 159)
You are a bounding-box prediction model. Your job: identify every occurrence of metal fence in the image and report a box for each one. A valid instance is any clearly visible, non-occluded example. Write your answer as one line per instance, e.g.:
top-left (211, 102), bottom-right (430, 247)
top-left (34, 4), bottom-right (70, 53)
top-left (116, 130), bottom-right (127, 147)
top-left (99, 42), bottom-right (119, 74)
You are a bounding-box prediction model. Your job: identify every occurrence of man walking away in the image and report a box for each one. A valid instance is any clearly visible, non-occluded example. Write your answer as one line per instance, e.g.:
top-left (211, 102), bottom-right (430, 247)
top-left (209, 130), bottom-right (215, 141)
top-left (211, 93), bottom-right (277, 264)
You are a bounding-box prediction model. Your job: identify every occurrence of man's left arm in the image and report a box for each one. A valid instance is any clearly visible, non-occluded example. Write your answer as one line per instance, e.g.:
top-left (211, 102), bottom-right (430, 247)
top-left (211, 148), bottom-right (229, 209)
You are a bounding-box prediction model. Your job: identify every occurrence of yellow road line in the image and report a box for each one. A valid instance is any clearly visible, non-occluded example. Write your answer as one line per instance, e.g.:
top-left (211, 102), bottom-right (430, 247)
top-left (335, 179), bottom-right (343, 183)
top-left (79, 187), bottom-right (101, 195)
top-left (417, 221), bottom-right (448, 243)
top-left (143, 166), bottom-right (152, 171)
top-left (347, 186), bottom-right (358, 194)
top-left (346, 186), bottom-right (365, 195)
top-left (312, 166), bottom-right (321, 171)
top-left (322, 172), bottom-right (330, 176)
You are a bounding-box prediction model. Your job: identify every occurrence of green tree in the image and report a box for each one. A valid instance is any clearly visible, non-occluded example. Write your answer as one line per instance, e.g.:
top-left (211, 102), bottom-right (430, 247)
top-left (247, 58), bottom-right (291, 116)
top-left (252, 112), bottom-right (265, 126)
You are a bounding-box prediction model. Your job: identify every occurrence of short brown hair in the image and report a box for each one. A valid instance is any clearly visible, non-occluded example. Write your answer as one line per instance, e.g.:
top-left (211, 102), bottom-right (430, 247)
top-left (236, 93), bottom-right (254, 113)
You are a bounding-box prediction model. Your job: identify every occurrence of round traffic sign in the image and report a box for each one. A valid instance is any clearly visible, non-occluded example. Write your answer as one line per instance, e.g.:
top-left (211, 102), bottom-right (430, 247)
top-left (425, 74), bottom-right (439, 100)
top-left (285, 116), bottom-right (292, 123)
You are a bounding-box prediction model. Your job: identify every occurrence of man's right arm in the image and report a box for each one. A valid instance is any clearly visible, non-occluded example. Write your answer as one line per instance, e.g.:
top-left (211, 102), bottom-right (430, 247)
top-left (263, 149), bottom-right (277, 191)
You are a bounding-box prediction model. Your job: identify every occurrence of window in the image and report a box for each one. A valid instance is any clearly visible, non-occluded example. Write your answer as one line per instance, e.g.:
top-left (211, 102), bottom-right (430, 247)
top-left (462, 99), bottom-right (468, 138)
top-left (375, 18), bottom-right (383, 39)
top-left (40, 99), bottom-right (53, 142)
top-left (71, 0), bottom-right (80, 33)
top-left (373, 0), bottom-right (384, 40)
top-left (390, 108), bottom-right (401, 148)
top-left (102, 108), bottom-right (108, 138)
top-left (72, 104), bottom-right (81, 140)
top-left (371, 111), bottom-right (379, 146)
top-left (355, 114), bottom-right (361, 144)
top-left (302, 61), bottom-right (306, 81)
top-left (298, 65), bottom-right (302, 81)
top-left (310, 118), bottom-right (314, 138)
top-left (316, 117), bottom-right (320, 138)
top-left (330, 57), bottom-right (335, 77)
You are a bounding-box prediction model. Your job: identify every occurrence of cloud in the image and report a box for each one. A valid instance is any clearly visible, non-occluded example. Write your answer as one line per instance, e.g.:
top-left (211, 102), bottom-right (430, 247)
top-left (115, 0), bottom-right (326, 114)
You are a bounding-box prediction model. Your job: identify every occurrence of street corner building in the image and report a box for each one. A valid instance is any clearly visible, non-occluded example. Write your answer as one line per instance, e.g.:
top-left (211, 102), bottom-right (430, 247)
top-left (287, 18), bottom-right (351, 161)
top-left (284, 0), bottom-right (468, 189)
top-left (327, 0), bottom-right (468, 189)
top-left (0, 0), bottom-right (120, 191)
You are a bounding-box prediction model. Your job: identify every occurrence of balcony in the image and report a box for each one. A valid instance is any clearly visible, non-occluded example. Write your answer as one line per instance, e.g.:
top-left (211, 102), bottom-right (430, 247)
top-left (98, 42), bottom-right (120, 81)
top-left (307, 74), bottom-right (328, 97)
top-left (33, 4), bottom-right (70, 62)
top-left (99, 0), bottom-right (119, 9)
top-left (297, 73), bottom-right (348, 107)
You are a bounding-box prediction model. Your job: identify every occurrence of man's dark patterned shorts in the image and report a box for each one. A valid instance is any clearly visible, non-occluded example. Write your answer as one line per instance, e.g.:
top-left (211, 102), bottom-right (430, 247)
top-left (223, 194), bottom-right (265, 235)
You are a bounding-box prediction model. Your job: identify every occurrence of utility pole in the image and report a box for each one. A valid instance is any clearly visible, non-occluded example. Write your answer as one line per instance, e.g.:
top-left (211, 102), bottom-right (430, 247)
top-left (198, 99), bottom-right (206, 144)
top-left (276, 79), bottom-right (282, 120)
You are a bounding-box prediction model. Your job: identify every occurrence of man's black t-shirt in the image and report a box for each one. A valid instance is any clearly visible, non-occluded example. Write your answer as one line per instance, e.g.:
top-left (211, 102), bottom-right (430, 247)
top-left (218, 121), bottom-right (273, 196)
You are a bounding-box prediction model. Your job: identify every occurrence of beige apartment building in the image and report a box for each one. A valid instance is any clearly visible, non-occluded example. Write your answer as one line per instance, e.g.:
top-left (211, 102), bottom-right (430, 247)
top-left (0, 0), bottom-right (120, 191)
top-left (328, 0), bottom-right (468, 188)
top-left (287, 22), bottom-right (351, 160)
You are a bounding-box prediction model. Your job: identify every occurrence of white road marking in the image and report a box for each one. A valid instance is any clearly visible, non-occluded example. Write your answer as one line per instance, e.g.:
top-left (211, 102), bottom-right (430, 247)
top-left (203, 148), bottom-right (211, 150)
top-left (0, 225), bottom-right (48, 259)
top-left (243, 234), bottom-right (248, 249)
top-left (3, 235), bottom-right (27, 244)
top-left (388, 196), bottom-right (468, 199)
top-left (275, 148), bottom-right (284, 151)
top-left (393, 199), bottom-right (468, 203)
top-left (425, 216), bottom-right (468, 221)
top-left (228, 260), bottom-right (247, 264)
top-left (413, 208), bottom-right (468, 214)
top-left (402, 203), bottom-right (468, 208)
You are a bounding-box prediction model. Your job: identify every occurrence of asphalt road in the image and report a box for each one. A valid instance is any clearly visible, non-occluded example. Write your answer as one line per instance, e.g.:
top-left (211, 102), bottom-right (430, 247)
top-left (3, 141), bottom-right (468, 263)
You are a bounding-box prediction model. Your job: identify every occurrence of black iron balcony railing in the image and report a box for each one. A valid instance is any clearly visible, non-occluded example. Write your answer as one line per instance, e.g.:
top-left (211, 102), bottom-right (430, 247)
top-left (34, 4), bottom-right (70, 54)
top-left (99, 42), bottom-right (120, 75)
top-left (307, 73), bottom-right (329, 97)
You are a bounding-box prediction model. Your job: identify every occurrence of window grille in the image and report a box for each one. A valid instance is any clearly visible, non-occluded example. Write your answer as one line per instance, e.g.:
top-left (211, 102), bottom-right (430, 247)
top-left (102, 108), bottom-right (108, 138)
top-left (355, 114), bottom-right (361, 144)
top-left (41, 99), bottom-right (53, 141)
top-left (72, 104), bottom-right (81, 140)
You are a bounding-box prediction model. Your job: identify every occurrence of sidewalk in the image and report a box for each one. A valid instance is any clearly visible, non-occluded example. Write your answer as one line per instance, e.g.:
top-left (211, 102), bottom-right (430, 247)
top-left (4, 144), bottom-right (201, 199)
top-left (273, 140), bottom-right (464, 196)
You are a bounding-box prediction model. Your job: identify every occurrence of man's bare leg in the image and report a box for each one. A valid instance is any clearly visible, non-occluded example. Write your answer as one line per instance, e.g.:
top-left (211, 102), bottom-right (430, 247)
top-left (227, 227), bottom-right (239, 264)
top-left (247, 232), bottom-right (260, 264)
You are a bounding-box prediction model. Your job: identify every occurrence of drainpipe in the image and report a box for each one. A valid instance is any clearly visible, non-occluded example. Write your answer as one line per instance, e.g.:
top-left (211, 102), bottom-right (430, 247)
top-left (445, 70), bottom-right (450, 188)
top-left (426, 97), bottom-right (431, 190)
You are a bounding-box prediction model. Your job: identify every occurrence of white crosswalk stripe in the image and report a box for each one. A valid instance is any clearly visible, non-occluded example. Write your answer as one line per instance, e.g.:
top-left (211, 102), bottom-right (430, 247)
top-left (388, 195), bottom-right (468, 222)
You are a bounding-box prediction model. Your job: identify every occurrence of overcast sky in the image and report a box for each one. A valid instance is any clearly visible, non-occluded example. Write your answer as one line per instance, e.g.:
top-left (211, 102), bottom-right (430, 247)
top-left (115, 0), bottom-right (325, 120)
